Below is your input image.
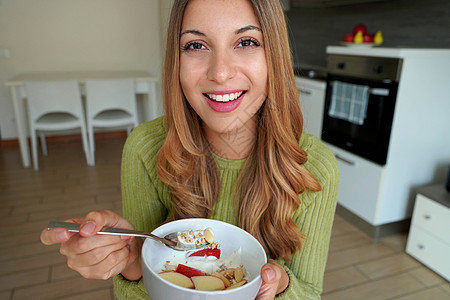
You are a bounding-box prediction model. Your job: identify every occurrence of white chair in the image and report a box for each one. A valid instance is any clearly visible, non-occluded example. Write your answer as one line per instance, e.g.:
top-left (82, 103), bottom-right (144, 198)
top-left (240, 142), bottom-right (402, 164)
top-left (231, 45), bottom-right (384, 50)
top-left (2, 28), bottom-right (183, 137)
top-left (85, 78), bottom-right (139, 165)
top-left (24, 80), bottom-right (91, 170)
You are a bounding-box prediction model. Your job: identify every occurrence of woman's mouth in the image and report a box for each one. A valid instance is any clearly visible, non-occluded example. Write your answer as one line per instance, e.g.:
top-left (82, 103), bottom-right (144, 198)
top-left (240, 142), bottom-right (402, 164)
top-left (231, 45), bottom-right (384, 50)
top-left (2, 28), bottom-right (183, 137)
top-left (203, 91), bottom-right (247, 102)
top-left (203, 90), bottom-right (247, 113)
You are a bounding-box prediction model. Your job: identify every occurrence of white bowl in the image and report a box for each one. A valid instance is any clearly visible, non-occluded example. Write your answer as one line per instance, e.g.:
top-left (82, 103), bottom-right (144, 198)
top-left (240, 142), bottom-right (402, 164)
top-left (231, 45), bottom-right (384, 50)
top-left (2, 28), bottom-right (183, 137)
top-left (142, 218), bottom-right (267, 300)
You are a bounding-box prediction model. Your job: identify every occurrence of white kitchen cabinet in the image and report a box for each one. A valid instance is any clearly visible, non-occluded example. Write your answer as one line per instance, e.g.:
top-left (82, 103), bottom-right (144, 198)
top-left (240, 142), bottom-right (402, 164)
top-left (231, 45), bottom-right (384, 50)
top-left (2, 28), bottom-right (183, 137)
top-left (406, 185), bottom-right (450, 281)
top-left (295, 77), bottom-right (326, 139)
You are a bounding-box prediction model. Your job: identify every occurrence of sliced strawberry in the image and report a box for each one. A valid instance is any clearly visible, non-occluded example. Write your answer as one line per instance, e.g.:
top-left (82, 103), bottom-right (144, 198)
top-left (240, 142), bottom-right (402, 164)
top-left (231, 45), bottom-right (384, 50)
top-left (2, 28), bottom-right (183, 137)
top-left (188, 248), bottom-right (221, 259)
top-left (176, 264), bottom-right (207, 278)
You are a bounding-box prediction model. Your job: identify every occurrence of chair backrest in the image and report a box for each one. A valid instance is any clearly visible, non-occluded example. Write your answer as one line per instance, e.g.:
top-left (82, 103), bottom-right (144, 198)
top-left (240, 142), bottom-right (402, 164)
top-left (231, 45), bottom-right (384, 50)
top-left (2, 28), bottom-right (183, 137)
top-left (85, 78), bottom-right (137, 119)
top-left (24, 80), bottom-right (84, 122)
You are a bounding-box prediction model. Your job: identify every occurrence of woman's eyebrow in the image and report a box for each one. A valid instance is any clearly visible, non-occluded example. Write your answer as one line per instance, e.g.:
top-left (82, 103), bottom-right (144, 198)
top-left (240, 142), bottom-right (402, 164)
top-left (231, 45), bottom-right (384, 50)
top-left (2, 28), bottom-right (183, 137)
top-left (181, 25), bottom-right (261, 37)
top-left (235, 25), bottom-right (261, 34)
top-left (181, 29), bottom-right (205, 37)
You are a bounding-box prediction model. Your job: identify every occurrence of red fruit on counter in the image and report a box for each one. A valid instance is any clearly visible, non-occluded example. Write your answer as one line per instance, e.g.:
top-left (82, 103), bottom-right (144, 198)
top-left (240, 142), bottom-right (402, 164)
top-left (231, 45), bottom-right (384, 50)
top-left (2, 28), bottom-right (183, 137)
top-left (344, 33), bottom-right (354, 42)
top-left (176, 264), bottom-right (207, 278)
top-left (353, 24), bottom-right (367, 35)
top-left (188, 248), bottom-right (221, 259)
top-left (363, 34), bottom-right (374, 43)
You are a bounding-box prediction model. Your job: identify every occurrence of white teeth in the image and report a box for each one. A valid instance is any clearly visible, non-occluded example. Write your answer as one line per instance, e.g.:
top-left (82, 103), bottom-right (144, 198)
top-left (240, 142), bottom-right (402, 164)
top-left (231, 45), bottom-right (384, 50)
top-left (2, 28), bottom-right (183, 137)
top-left (206, 91), bottom-right (243, 102)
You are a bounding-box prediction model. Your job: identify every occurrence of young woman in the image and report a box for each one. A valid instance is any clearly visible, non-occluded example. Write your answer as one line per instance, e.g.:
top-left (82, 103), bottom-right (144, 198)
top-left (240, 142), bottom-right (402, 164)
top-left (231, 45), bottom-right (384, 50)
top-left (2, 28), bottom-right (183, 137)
top-left (41, 0), bottom-right (339, 299)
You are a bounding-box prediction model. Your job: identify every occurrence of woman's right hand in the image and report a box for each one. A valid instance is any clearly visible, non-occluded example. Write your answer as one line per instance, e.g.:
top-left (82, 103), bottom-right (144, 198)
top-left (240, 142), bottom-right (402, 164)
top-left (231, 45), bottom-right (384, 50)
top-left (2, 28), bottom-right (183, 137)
top-left (40, 210), bottom-right (142, 281)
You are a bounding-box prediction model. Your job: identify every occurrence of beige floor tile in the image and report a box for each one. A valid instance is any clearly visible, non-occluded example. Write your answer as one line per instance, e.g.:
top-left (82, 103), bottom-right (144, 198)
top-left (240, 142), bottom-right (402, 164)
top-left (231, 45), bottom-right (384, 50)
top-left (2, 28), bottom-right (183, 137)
top-left (392, 286), bottom-right (450, 300)
top-left (379, 233), bottom-right (408, 253)
top-left (326, 243), bottom-right (395, 271)
top-left (0, 207), bottom-right (12, 217)
top-left (0, 213), bottom-right (29, 226)
top-left (322, 273), bottom-right (425, 300)
top-left (356, 253), bottom-right (421, 279)
top-left (52, 202), bottom-right (117, 222)
top-left (0, 242), bottom-right (60, 262)
top-left (0, 231), bottom-right (42, 249)
top-left (0, 220), bottom-right (49, 237)
top-left (12, 276), bottom-right (113, 300)
top-left (328, 230), bottom-right (373, 252)
top-left (41, 193), bottom-right (96, 204)
top-left (323, 266), bottom-right (368, 294)
top-left (330, 218), bottom-right (360, 238)
top-left (0, 290), bottom-right (12, 300)
top-left (51, 264), bottom-right (81, 281)
top-left (408, 266), bottom-right (447, 287)
top-left (0, 267), bottom-right (48, 291)
top-left (0, 251), bottom-right (66, 276)
top-left (28, 202), bottom-right (115, 222)
top-left (440, 282), bottom-right (450, 294)
top-left (0, 195), bottom-right (41, 209)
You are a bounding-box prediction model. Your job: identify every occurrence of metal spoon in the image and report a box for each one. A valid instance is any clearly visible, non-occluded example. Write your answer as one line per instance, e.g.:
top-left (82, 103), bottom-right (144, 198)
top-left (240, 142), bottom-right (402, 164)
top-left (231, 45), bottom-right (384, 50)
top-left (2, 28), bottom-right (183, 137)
top-left (47, 220), bottom-right (209, 251)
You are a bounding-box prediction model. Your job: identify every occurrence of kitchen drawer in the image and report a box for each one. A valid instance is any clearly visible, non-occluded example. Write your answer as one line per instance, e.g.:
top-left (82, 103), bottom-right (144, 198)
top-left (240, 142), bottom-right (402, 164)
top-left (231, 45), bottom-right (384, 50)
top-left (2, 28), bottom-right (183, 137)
top-left (406, 225), bottom-right (450, 281)
top-left (295, 77), bottom-right (326, 139)
top-left (412, 194), bottom-right (450, 244)
top-left (325, 143), bottom-right (384, 225)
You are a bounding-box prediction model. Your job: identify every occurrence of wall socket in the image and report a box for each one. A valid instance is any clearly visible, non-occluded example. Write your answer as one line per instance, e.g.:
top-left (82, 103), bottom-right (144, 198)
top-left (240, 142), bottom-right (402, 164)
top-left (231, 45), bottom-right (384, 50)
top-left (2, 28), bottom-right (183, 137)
top-left (0, 49), bottom-right (10, 58)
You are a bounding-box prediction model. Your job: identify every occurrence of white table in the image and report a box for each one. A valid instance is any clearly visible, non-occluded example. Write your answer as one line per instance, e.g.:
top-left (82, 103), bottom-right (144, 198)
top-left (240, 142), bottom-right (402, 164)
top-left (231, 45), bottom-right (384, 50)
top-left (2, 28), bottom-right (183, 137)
top-left (4, 71), bottom-right (160, 168)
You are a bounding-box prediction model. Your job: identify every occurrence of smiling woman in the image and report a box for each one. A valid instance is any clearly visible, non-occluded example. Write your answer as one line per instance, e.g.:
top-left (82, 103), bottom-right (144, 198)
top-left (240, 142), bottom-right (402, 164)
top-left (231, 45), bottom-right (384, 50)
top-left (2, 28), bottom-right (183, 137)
top-left (40, 1), bottom-right (339, 300)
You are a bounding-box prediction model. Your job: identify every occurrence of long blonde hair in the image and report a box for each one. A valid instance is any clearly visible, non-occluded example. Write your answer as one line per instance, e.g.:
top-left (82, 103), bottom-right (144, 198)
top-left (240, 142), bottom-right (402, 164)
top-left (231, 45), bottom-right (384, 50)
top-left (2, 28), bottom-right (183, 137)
top-left (157, 0), bottom-right (321, 261)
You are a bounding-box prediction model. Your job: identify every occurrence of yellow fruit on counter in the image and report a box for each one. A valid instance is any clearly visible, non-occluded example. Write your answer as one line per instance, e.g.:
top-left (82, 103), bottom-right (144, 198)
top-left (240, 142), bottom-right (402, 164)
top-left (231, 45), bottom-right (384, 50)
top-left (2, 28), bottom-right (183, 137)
top-left (374, 30), bottom-right (383, 45)
top-left (353, 31), bottom-right (364, 44)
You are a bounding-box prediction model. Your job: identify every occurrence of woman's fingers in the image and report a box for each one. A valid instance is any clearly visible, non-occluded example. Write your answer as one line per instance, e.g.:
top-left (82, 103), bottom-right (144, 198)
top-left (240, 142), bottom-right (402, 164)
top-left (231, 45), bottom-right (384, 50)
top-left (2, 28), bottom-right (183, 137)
top-left (256, 259), bottom-right (289, 300)
top-left (63, 237), bottom-right (128, 267)
top-left (78, 210), bottom-right (129, 237)
top-left (39, 210), bottom-right (142, 280)
top-left (40, 218), bottom-right (82, 245)
top-left (73, 244), bottom-right (131, 280)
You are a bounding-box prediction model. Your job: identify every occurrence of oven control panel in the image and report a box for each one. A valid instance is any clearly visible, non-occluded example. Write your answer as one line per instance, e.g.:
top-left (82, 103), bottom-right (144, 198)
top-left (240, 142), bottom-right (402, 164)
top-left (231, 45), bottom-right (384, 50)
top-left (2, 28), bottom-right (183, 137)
top-left (327, 54), bottom-right (402, 82)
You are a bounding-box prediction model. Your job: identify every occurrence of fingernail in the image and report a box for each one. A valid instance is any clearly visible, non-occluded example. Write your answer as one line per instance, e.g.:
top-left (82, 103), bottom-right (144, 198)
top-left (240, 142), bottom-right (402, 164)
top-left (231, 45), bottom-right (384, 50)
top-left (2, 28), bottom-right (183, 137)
top-left (265, 268), bottom-right (275, 282)
top-left (80, 222), bottom-right (96, 235)
top-left (121, 235), bottom-right (131, 241)
top-left (55, 229), bottom-right (68, 241)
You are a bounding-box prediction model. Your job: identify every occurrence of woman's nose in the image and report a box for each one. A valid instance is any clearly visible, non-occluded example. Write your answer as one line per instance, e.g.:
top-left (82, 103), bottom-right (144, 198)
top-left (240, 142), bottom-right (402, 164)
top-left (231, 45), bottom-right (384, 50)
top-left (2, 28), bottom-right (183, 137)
top-left (207, 50), bottom-right (236, 83)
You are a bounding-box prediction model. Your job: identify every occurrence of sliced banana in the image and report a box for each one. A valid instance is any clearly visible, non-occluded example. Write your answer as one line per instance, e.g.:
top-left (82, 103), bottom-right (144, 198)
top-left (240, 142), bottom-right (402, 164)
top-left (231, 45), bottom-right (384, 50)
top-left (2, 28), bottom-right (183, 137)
top-left (204, 227), bottom-right (214, 244)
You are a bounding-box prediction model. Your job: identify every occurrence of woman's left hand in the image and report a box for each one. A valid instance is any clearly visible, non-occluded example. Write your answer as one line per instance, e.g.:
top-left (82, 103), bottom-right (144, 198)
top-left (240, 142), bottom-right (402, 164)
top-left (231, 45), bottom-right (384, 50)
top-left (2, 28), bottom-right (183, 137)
top-left (255, 259), bottom-right (289, 300)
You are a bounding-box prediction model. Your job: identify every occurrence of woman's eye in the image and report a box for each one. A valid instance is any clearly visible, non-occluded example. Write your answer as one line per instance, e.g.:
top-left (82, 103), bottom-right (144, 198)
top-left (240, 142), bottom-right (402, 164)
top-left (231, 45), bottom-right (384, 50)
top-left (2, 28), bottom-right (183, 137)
top-left (182, 42), bottom-right (206, 51)
top-left (237, 38), bottom-right (260, 48)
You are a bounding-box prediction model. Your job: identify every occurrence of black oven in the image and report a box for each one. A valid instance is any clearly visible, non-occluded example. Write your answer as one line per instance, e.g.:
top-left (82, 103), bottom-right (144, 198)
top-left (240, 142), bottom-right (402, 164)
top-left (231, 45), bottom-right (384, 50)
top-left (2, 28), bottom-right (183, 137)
top-left (321, 54), bottom-right (403, 165)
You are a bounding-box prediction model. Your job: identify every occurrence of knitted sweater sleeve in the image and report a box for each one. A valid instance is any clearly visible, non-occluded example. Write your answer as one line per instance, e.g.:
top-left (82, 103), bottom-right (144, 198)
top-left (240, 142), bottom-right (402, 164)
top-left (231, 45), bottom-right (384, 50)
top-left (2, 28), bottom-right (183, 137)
top-left (275, 134), bottom-right (339, 299)
top-left (113, 118), bottom-right (169, 300)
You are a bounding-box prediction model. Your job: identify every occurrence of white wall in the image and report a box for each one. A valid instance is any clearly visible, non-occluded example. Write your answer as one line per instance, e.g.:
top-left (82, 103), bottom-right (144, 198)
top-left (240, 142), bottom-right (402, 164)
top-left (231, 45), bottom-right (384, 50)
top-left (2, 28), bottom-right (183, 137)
top-left (0, 0), bottom-right (166, 140)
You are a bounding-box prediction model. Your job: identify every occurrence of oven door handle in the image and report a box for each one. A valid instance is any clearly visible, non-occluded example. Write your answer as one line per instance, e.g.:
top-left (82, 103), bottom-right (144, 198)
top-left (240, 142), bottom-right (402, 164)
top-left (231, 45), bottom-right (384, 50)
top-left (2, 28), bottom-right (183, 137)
top-left (328, 81), bottom-right (390, 96)
top-left (334, 153), bottom-right (356, 166)
top-left (370, 88), bottom-right (390, 96)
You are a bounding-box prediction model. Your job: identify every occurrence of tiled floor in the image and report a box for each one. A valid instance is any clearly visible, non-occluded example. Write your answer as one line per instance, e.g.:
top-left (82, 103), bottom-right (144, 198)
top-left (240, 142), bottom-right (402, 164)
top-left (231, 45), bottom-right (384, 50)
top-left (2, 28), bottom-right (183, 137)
top-left (1, 135), bottom-right (449, 300)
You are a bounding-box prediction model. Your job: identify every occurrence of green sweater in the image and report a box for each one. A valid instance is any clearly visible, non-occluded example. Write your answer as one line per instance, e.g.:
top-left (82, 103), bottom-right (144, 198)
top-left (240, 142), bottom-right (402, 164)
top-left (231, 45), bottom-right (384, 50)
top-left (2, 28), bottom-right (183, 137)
top-left (114, 117), bottom-right (339, 299)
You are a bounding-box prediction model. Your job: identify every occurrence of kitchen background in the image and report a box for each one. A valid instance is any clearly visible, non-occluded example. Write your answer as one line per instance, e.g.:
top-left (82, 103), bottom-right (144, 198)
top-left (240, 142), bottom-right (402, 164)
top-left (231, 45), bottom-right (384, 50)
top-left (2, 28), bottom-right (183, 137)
top-left (286, 0), bottom-right (450, 68)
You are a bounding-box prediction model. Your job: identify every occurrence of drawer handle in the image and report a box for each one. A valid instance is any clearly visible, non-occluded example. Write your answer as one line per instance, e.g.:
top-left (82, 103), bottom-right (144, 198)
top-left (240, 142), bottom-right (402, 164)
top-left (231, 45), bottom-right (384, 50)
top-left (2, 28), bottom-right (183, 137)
top-left (298, 88), bottom-right (312, 95)
top-left (334, 154), bottom-right (355, 166)
top-left (424, 215), bottom-right (431, 220)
